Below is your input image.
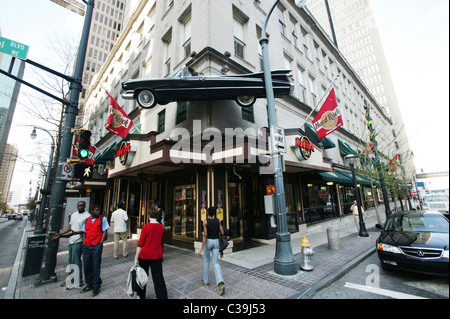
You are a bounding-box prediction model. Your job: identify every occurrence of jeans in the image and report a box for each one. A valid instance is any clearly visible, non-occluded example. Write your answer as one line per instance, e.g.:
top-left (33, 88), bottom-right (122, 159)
top-left (202, 238), bottom-right (224, 286)
top-left (83, 243), bottom-right (103, 289)
top-left (68, 242), bottom-right (83, 286)
top-left (113, 232), bottom-right (128, 258)
top-left (137, 258), bottom-right (168, 299)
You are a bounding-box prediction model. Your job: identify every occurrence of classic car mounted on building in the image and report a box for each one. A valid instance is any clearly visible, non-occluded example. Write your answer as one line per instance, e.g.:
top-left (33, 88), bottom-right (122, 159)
top-left (121, 67), bottom-right (294, 109)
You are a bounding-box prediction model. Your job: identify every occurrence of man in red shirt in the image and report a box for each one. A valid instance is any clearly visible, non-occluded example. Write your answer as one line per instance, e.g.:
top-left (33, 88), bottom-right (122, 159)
top-left (134, 208), bottom-right (168, 299)
top-left (81, 204), bottom-right (109, 297)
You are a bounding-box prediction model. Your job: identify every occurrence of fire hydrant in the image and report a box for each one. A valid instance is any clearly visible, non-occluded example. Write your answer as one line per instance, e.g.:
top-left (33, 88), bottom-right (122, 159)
top-left (300, 236), bottom-right (314, 271)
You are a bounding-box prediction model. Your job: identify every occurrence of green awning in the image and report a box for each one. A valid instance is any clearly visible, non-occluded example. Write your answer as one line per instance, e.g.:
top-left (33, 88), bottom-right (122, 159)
top-left (303, 171), bottom-right (354, 186)
top-left (93, 140), bottom-right (122, 164)
top-left (338, 171), bottom-right (372, 187)
top-left (304, 123), bottom-right (336, 149)
top-left (338, 139), bottom-right (357, 157)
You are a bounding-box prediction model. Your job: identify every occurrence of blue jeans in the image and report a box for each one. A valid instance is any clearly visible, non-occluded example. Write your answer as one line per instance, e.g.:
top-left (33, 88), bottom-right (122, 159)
top-left (202, 239), bottom-right (224, 286)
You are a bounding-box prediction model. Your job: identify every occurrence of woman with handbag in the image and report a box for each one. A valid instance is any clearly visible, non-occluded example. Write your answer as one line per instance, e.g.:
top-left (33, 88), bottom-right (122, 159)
top-left (134, 208), bottom-right (168, 299)
top-left (198, 206), bottom-right (225, 296)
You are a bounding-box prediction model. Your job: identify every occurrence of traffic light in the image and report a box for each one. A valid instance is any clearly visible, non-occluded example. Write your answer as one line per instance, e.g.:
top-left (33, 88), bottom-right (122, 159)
top-left (78, 130), bottom-right (91, 159)
top-left (73, 163), bottom-right (94, 179)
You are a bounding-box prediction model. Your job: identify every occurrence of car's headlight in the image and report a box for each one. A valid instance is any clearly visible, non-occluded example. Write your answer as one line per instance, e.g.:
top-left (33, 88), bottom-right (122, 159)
top-left (378, 243), bottom-right (402, 254)
top-left (443, 250), bottom-right (449, 258)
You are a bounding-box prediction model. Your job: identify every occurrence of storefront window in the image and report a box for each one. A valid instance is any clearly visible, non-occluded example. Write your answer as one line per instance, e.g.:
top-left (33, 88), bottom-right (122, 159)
top-left (302, 183), bottom-right (339, 225)
top-left (284, 181), bottom-right (298, 233)
top-left (341, 186), bottom-right (354, 215)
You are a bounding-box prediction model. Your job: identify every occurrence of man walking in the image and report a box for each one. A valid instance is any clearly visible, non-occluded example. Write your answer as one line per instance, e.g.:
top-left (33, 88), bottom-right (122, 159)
top-left (52, 200), bottom-right (90, 289)
top-left (111, 202), bottom-right (129, 259)
top-left (81, 204), bottom-right (109, 297)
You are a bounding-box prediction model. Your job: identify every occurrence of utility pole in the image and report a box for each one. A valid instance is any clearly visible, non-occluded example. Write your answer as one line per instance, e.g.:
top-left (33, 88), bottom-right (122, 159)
top-left (35, 0), bottom-right (95, 285)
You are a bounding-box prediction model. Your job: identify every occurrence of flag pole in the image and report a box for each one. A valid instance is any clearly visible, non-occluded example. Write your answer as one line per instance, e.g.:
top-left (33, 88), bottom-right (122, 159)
top-left (300, 73), bottom-right (340, 129)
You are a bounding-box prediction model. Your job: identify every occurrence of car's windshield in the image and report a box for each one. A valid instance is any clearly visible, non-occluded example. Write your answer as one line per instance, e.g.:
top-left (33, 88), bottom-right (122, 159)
top-left (385, 214), bottom-right (449, 233)
top-left (423, 195), bottom-right (449, 202)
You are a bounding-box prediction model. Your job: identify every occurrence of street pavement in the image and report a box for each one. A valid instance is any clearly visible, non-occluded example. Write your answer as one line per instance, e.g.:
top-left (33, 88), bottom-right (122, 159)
top-left (5, 208), bottom-right (384, 300)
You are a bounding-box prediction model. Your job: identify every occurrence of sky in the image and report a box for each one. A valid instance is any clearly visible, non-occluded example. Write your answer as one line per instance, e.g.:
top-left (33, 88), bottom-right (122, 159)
top-left (0, 0), bottom-right (448, 204)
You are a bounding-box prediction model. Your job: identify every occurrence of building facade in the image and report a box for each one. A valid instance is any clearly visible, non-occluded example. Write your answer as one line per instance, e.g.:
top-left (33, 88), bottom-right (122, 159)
top-left (306, 0), bottom-right (414, 174)
top-left (82, 0), bottom-right (397, 249)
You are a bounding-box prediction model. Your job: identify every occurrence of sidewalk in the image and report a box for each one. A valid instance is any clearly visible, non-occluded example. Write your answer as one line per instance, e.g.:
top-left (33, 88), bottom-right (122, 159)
top-left (6, 208), bottom-right (384, 300)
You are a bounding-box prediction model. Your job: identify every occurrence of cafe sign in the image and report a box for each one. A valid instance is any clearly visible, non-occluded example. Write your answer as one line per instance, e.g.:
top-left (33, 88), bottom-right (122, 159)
top-left (116, 141), bottom-right (136, 166)
top-left (291, 136), bottom-right (315, 161)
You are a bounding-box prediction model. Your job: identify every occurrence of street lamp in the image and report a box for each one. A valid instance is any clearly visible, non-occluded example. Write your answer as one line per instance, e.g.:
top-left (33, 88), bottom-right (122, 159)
top-left (345, 154), bottom-right (369, 237)
top-left (259, 0), bottom-right (307, 275)
top-left (30, 127), bottom-right (55, 235)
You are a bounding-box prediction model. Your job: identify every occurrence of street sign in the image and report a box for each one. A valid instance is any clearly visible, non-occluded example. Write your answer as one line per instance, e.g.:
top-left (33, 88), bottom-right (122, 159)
top-left (270, 125), bottom-right (287, 154)
top-left (61, 163), bottom-right (74, 181)
top-left (0, 36), bottom-right (29, 60)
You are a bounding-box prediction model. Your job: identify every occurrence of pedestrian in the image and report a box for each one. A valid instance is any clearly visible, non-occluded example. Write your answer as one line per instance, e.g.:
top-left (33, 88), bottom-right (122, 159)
top-left (198, 206), bottom-right (225, 296)
top-left (111, 202), bottom-right (129, 259)
top-left (52, 200), bottom-right (90, 289)
top-left (351, 200), bottom-right (364, 231)
top-left (134, 207), bottom-right (168, 299)
top-left (80, 204), bottom-right (109, 297)
top-left (155, 201), bottom-right (165, 226)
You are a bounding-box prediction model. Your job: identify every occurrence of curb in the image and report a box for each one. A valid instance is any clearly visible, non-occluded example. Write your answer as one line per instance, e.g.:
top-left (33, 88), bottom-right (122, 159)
top-left (291, 247), bottom-right (376, 299)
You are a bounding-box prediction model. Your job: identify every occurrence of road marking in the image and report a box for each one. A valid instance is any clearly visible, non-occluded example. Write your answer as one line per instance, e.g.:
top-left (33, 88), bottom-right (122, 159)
top-left (344, 282), bottom-right (428, 299)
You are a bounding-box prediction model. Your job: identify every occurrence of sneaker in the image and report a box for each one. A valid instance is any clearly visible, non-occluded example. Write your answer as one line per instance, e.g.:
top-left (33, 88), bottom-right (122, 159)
top-left (201, 281), bottom-right (209, 287)
top-left (219, 282), bottom-right (225, 296)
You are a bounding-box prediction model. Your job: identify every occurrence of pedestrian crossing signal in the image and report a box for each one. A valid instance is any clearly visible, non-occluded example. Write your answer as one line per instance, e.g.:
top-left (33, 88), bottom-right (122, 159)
top-left (73, 163), bottom-right (94, 179)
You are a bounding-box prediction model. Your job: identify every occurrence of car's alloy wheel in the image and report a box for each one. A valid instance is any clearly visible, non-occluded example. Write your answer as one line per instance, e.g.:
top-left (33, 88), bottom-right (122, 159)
top-left (137, 90), bottom-right (157, 108)
top-left (236, 95), bottom-right (256, 107)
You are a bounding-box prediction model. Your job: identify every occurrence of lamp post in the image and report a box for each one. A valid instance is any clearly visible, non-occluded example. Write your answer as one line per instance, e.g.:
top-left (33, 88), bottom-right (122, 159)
top-left (259, 0), bottom-right (307, 275)
top-left (345, 154), bottom-right (369, 237)
top-left (36, 0), bottom-right (95, 285)
top-left (30, 127), bottom-right (55, 235)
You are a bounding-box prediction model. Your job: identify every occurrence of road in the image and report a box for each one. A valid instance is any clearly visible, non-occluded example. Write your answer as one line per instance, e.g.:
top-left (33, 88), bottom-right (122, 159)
top-left (311, 252), bottom-right (449, 299)
top-left (0, 217), bottom-right (27, 299)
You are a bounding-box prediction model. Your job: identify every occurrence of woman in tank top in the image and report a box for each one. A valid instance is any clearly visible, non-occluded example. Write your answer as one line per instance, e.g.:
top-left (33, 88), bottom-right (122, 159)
top-left (198, 206), bottom-right (225, 295)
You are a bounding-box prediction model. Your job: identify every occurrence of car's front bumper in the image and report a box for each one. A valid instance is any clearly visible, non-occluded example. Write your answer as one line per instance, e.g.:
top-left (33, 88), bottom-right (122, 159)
top-left (121, 90), bottom-right (135, 100)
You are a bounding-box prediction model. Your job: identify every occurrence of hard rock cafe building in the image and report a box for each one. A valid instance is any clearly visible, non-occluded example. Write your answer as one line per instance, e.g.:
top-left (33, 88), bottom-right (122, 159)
top-left (80, 0), bottom-right (392, 252)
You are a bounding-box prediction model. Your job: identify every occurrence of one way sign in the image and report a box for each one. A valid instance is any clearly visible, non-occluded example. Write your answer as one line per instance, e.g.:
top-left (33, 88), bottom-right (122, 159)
top-left (270, 125), bottom-right (287, 154)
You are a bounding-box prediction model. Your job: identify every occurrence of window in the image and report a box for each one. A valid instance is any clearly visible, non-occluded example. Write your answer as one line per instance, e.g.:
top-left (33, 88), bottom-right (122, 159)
top-left (176, 102), bottom-right (187, 124)
top-left (233, 18), bottom-right (245, 58)
top-left (277, 6), bottom-right (286, 36)
top-left (242, 105), bottom-right (254, 123)
top-left (297, 67), bottom-right (306, 102)
top-left (157, 109), bottom-right (166, 133)
top-left (233, 6), bottom-right (248, 59)
top-left (289, 15), bottom-right (298, 47)
top-left (300, 27), bottom-right (309, 59)
top-left (162, 29), bottom-right (172, 75)
top-left (309, 75), bottom-right (316, 106)
top-left (179, 6), bottom-right (192, 59)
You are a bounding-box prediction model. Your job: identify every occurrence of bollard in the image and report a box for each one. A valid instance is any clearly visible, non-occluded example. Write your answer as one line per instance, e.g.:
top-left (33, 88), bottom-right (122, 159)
top-left (299, 236), bottom-right (314, 271)
top-left (327, 227), bottom-right (341, 250)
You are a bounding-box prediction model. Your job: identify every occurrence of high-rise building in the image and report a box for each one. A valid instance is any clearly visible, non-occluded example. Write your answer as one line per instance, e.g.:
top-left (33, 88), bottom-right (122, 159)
top-left (0, 143), bottom-right (18, 203)
top-left (306, 0), bottom-right (414, 173)
top-left (0, 29), bottom-right (25, 168)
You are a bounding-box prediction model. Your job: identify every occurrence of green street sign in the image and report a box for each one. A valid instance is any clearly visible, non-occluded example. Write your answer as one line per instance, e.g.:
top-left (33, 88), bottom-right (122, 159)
top-left (0, 36), bottom-right (29, 60)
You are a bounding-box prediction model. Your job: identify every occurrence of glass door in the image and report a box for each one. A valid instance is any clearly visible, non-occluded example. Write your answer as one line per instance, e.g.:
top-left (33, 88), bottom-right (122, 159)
top-left (173, 185), bottom-right (196, 242)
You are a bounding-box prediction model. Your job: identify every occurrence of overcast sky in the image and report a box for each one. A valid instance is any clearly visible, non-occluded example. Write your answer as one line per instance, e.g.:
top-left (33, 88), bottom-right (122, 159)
top-left (1, 0), bottom-right (448, 193)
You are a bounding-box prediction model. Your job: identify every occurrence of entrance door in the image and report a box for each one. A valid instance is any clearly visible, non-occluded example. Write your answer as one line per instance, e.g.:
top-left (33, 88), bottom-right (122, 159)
top-left (173, 185), bottom-right (196, 242)
top-left (228, 182), bottom-right (244, 241)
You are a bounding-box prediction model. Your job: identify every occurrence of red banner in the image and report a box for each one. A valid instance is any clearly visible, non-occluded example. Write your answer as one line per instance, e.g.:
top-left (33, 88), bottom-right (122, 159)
top-left (105, 91), bottom-right (133, 138)
top-left (312, 88), bottom-right (343, 139)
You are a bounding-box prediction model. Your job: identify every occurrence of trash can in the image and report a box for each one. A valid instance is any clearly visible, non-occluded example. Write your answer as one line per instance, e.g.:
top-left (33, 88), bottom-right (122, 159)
top-left (327, 227), bottom-right (341, 250)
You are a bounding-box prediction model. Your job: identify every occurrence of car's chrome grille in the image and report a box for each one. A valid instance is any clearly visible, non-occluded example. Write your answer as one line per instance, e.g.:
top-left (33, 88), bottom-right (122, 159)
top-left (399, 246), bottom-right (443, 258)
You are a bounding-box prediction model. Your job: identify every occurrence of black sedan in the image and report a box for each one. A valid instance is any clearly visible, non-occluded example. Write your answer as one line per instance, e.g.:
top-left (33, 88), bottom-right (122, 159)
top-left (376, 211), bottom-right (449, 277)
top-left (121, 67), bottom-right (293, 109)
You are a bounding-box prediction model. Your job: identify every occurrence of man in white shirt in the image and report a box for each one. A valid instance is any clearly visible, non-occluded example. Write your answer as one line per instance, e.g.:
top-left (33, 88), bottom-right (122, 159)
top-left (110, 202), bottom-right (129, 259)
top-left (52, 200), bottom-right (91, 289)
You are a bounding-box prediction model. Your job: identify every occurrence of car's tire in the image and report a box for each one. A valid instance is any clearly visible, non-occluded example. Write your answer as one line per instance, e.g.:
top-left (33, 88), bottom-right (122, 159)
top-left (236, 95), bottom-right (256, 107)
top-left (137, 90), bottom-right (157, 109)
